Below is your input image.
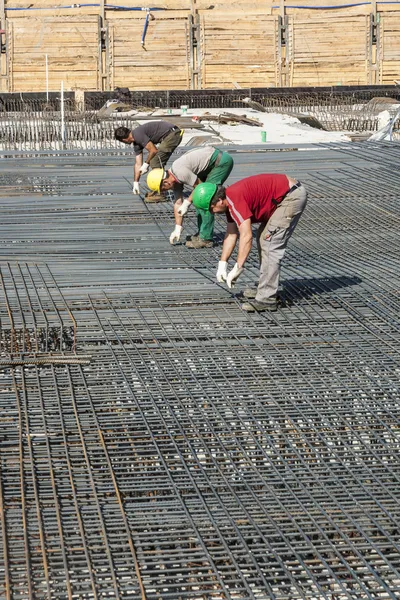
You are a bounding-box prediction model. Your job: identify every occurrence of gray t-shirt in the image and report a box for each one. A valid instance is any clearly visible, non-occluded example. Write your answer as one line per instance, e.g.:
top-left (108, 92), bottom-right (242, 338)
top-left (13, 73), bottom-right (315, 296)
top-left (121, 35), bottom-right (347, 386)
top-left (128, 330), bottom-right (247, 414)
top-left (132, 121), bottom-right (175, 155)
top-left (170, 146), bottom-right (216, 187)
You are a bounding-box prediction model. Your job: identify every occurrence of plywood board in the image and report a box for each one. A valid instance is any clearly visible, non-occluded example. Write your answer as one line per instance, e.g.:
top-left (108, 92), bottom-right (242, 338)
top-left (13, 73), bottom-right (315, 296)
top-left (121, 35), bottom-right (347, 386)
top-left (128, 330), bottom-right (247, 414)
top-left (379, 13), bottom-right (400, 84)
top-left (195, 0), bottom-right (369, 9)
top-left (199, 11), bottom-right (279, 89)
top-left (5, 0), bottom-right (192, 8)
top-left (108, 12), bottom-right (192, 90)
top-left (7, 16), bottom-right (100, 91)
top-left (290, 14), bottom-right (370, 86)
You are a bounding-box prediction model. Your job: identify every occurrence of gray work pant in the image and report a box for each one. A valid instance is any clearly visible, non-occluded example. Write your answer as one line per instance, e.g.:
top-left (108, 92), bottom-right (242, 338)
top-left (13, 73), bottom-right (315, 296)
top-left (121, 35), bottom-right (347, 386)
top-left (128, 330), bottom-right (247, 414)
top-left (255, 184), bottom-right (308, 302)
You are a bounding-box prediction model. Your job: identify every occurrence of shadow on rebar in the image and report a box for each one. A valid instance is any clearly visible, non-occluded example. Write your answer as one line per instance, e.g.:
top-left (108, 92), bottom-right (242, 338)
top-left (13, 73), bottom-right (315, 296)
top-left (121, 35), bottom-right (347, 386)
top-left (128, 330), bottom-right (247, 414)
top-left (282, 275), bottom-right (362, 301)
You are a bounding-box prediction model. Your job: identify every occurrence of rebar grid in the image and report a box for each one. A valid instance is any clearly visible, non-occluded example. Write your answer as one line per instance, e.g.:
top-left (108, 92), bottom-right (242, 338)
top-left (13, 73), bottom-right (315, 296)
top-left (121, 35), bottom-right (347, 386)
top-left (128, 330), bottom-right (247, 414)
top-left (0, 263), bottom-right (76, 354)
top-left (0, 143), bottom-right (399, 599)
top-left (0, 88), bottom-right (400, 151)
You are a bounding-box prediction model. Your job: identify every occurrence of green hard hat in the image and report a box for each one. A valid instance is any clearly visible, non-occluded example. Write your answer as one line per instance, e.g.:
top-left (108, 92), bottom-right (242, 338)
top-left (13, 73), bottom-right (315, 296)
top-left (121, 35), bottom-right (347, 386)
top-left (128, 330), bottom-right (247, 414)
top-left (192, 182), bottom-right (217, 211)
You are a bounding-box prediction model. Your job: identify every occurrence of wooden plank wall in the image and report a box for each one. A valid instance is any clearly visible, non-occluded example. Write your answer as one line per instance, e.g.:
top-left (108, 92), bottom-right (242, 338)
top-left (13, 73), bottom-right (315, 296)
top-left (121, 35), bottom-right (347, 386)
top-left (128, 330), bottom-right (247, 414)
top-left (379, 12), bottom-right (400, 85)
top-left (6, 16), bottom-right (100, 92)
top-left (289, 13), bottom-right (371, 87)
top-left (199, 11), bottom-right (279, 89)
top-left (1, 2), bottom-right (400, 92)
top-left (107, 12), bottom-right (192, 91)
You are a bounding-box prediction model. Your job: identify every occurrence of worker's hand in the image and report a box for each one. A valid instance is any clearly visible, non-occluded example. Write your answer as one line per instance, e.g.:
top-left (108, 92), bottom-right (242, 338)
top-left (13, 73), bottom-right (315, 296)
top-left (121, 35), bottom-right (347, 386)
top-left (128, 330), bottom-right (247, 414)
top-left (139, 162), bottom-right (149, 175)
top-left (132, 182), bottom-right (140, 195)
top-left (169, 225), bottom-right (183, 245)
top-left (216, 261), bottom-right (228, 283)
top-left (226, 263), bottom-right (243, 289)
top-left (177, 199), bottom-right (192, 216)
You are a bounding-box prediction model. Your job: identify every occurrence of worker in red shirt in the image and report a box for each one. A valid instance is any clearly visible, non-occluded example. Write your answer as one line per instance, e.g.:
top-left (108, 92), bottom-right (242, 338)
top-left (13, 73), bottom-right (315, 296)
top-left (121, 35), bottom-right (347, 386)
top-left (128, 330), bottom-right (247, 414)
top-left (192, 174), bottom-right (308, 312)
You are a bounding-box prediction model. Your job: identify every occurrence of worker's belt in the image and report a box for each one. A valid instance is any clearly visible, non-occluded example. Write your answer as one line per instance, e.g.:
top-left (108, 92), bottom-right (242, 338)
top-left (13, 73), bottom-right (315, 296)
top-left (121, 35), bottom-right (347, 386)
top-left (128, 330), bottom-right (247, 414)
top-left (286, 181), bottom-right (302, 195)
top-left (159, 126), bottom-right (181, 142)
top-left (214, 150), bottom-right (223, 167)
top-left (210, 148), bottom-right (223, 168)
top-left (273, 181), bottom-right (302, 206)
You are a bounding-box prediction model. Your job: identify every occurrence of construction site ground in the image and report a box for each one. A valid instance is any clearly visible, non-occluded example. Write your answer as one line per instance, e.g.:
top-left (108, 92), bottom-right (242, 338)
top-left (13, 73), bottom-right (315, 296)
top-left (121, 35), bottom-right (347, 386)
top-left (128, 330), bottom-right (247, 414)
top-left (0, 141), bottom-right (400, 599)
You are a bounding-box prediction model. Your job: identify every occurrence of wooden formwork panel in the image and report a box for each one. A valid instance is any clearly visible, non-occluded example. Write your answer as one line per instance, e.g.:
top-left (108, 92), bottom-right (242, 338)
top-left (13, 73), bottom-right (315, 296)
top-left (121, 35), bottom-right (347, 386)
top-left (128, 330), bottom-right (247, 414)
top-left (379, 13), bottom-right (400, 84)
top-left (196, 0), bottom-right (271, 8)
top-left (199, 12), bottom-right (279, 89)
top-left (107, 12), bottom-right (192, 91)
top-left (289, 14), bottom-right (370, 87)
top-left (7, 17), bottom-right (100, 92)
top-left (195, 0), bottom-right (368, 9)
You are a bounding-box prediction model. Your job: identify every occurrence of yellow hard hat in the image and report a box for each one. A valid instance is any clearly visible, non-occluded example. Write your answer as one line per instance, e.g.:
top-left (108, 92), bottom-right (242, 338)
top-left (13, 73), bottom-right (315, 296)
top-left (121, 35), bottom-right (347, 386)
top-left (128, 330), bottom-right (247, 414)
top-left (147, 168), bottom-right (165, 193)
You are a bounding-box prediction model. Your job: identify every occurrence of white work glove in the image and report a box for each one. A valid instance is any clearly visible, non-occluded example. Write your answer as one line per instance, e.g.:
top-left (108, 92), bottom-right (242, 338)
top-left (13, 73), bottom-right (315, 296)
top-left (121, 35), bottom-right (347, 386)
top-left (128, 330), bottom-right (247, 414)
top-left (216, 261), bottom-right (228, 283)
top-left (226, 263), bottom-right (244, 289)
top-left (177, 198), bottom-right (192, 216)
top-left (169, 225), bottom-right (183, 245)
top-left (132, 182), bottom-right (140, 195)
top-left (139, 162), bottom-right (149, 175)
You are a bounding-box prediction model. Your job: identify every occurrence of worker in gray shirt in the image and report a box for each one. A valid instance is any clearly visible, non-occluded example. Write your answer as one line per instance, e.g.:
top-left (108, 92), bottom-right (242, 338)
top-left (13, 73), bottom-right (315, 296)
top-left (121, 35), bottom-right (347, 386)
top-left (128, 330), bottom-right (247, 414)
top-left (115, 122), bottom-right (183, 195)
top-left (147, 145), bottom-right (233, 248)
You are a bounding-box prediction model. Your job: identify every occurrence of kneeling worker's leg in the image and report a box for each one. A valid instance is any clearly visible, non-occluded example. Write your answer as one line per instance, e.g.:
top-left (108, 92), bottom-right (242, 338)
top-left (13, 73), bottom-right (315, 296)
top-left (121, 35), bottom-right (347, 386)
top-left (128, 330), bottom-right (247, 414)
top-left (196, 207), bottom-right (214, 241)
top-left (151, 129), bottom-right (183, 169)
top-left (256, 185), bottom-right (307, 302)
top-left (206, 152), bottom-right (234, 187)
top-left (198, 152), bottom-right (233, 241)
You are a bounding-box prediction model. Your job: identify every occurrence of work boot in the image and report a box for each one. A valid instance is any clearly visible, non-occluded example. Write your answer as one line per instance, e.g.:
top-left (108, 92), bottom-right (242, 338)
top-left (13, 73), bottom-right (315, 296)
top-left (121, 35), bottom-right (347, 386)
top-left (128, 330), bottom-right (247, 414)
top-left (243, 287), bottom-right (258, 299)
top-left (241, 298), bottom-right (278, 312)
top-left (145, 191), bottom-right (167, 203)
top-left (186, 238), bottom-right (213, 249)
top-left (186, 232), bottom-right (200, 242)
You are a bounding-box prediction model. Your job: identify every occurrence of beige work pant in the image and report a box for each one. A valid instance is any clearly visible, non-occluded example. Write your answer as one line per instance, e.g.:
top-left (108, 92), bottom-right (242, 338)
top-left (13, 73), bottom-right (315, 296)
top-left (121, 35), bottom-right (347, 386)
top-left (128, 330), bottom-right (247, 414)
top-left (255, 184), bottom-right (308, 302)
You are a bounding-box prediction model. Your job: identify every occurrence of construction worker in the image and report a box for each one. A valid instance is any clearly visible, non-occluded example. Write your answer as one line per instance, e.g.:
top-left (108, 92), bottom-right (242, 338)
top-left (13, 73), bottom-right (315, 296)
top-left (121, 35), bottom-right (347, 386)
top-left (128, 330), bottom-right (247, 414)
top-left (146, 146), bottom-right (233, 248)
top-left (192, 174), bottom-right (307, 312)
top-left (115, 122), bottom-right (183, 195)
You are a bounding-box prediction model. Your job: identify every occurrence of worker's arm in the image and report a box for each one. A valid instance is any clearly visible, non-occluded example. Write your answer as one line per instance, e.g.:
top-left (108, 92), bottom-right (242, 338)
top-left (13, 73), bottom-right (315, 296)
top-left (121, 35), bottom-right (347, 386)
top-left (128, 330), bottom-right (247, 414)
top-left (220, 222), bottom-right (239, 261)
top-left (174, 199), bottom-right (184, 227)
top-left (224, 218), bottom-right (252, 288)
top-left (173, 184), bottom-right (185, 227)
top-left (215, 222), bottom-right (238, 283)
top-left (144, 141), bottom-right (158, 165)
top-left (176, 178), bottom-right (200, 217)
top-left (169, 184), bottom-right (185, 244)
top-left (134, 153), bottom-right (143, 182)
top-left (236, 218), bottom-right (253, 268)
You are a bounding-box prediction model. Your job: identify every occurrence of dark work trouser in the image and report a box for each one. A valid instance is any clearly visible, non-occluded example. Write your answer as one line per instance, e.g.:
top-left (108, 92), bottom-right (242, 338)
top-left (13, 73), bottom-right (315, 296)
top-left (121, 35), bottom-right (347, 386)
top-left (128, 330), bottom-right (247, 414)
top-left (149, 129), bottom-right (183, 169)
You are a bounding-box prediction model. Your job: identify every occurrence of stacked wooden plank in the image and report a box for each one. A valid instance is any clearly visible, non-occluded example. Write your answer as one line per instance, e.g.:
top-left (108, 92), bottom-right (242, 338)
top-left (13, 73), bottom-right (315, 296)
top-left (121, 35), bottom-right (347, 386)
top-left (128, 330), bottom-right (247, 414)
top-left (379, 12), bottom-right (400, 85)
top-left (198, 11), bottom-right (278, 88)
top-left (107, 11), bottom-right (192, 91)
top-left (7, 16), bottom-right (100, 92)
top-left (2, 0), bottom-right (400, 91)
top-left (289, 13), bottom-right (371, 87)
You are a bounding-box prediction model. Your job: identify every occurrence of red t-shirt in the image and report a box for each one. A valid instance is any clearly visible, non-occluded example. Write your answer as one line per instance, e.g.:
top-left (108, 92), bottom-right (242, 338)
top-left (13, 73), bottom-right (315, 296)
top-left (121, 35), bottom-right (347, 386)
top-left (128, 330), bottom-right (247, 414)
top-left (226, 174), bottom-right (291, 226)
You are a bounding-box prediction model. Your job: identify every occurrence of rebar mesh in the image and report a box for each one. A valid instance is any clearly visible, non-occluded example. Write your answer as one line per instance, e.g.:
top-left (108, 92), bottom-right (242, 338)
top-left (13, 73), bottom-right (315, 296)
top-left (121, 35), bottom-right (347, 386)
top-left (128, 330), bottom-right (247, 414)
top-left (0, 142), bottom-right (399, 599)
top-left (0, 97), bottom-right (133, 151)
top-left (0, 87), bottom-right (399, 150)
top-left (0, 263), bottom-right (76, 354)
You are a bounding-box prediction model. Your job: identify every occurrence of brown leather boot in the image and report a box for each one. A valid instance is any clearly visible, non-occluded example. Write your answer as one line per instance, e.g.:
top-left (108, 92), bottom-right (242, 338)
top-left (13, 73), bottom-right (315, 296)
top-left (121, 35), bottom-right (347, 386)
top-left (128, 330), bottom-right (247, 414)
top-left (241, 299), bottom-right (278, 312)
top-left (186, 233), bottom-right (200, 242)
top-left (243, 287), bottom-right (257, 299)
top-left (145, 191), bottom-right (167, 203)
top-left (185, 238), bottom-right (213, 249)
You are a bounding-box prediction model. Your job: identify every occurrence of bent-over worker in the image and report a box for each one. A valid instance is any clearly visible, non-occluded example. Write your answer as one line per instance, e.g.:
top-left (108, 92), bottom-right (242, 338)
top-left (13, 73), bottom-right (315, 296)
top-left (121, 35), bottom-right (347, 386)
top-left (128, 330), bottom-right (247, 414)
top-left (147, 145), bottom-right (233, 247)
top-left (115, 122), bottom-right (183, 195)
top-left (192, 174), bottom-right (308, 312)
